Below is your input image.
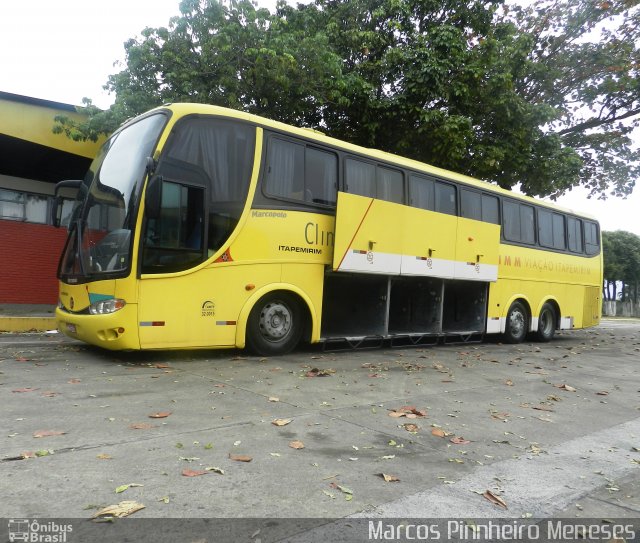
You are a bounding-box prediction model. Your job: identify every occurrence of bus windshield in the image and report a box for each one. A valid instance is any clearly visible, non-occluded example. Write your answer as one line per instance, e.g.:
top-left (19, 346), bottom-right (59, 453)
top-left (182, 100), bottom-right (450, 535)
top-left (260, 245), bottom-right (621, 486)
top-left (59, 113), bottom-right (166, 280)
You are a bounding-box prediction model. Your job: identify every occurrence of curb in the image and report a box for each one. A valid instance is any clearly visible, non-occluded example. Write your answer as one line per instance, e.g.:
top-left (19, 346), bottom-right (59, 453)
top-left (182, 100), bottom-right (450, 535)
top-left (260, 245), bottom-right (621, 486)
top-left (0, 317), bottom-right (57, 333)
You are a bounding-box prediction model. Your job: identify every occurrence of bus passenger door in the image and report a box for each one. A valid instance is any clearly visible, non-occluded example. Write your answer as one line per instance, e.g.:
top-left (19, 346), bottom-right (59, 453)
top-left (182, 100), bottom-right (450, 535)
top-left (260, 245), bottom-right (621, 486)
top-left (137, 177), bottom-right (232, 348)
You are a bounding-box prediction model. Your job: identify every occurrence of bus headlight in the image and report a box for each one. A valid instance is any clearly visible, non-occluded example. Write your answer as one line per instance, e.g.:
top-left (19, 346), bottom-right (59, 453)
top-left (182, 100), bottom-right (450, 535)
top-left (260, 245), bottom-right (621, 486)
top-left (89, 298), bottom-right (126, 315)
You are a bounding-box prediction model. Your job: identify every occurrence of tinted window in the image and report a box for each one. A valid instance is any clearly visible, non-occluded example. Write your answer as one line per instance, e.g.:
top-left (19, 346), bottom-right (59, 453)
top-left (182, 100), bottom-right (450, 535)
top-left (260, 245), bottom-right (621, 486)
top-left (409, 175), bottom-right (435, 211)
top-left (377, 167), bottom-right (404, 203)
top-left (305, 147), bottom-right (337, 206)
top-left (539, 209), bottom-right (567, 250)
top-left (142, 181), bottom-right (207, 273)
top-left (503, 201), bottom-right (535, 244)
top-left (520, 205), bottom-right (535, 244)
top-left (552, 213), bottom-right (566, 250)
top-left (538, 209), bottom-right (553, 247)
top-left (503, 201), bottom-right (520, 241)
top-left (568, 217), bottom-right (583, 253)
top-left (584, 221), bottom-right (599, 255)
top-left (345, 159), bottom-right (375, 198)
top-left (265, 139), bottom-right (304, 199)
top-left (157, 117), bottom-right (255, 258)
top-left (461, 189), bottom-right (481, 221)
top-left (482, 194), bottom-right (499, 224)
top-left (435, 182), bottom-right (456, 215)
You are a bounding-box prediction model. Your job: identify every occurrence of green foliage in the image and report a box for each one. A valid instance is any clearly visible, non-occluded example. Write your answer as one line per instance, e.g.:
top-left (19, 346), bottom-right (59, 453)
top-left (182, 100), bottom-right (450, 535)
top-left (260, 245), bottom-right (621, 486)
top-left (54, 0), bottom-right (639, 198)
top-left (603, 230), bottom-right (640, 302)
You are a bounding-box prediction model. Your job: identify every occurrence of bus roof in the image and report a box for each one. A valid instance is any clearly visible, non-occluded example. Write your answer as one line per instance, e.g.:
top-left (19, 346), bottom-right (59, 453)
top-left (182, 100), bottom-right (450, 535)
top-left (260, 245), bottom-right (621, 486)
top-left (159, 103), bottom-right (597, 222)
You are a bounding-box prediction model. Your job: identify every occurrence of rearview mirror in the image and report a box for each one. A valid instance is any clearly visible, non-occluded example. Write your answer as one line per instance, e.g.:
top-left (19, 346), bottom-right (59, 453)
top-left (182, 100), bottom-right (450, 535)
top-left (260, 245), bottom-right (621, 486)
top-left (51, 179), bottom-right (82, 228)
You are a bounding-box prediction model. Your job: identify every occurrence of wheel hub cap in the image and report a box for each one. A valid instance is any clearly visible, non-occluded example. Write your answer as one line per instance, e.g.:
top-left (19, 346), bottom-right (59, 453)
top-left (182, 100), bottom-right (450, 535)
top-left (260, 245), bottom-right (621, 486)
top-left (260, 303), bottom-right (291, 340)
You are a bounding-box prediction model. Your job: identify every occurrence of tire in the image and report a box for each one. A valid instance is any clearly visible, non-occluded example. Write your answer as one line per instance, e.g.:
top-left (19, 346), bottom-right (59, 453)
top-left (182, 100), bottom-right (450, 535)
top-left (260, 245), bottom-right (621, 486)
top-left (246, 292), bottom-right (304, 356)
top-left (503, 301), bottom-right (529, 344)
top-left (535, 302), bottom-right (556, 342)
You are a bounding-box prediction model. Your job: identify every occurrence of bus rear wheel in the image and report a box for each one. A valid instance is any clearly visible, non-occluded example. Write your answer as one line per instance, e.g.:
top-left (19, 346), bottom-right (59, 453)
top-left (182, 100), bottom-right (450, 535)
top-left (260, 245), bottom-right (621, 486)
top-left (504, 301), bottom-right (528, 344)
top-left (246, 292), bottom-right (304, 356)
top-left (535, 303), bottom-right (556, 342)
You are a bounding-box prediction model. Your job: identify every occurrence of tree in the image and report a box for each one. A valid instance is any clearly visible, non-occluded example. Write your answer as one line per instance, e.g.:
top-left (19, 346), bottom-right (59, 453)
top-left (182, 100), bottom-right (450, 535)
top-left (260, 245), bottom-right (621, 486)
top-left (602, 230), bottom-right (640, 303)
top-left (53, 0), bottom-right (639, 199)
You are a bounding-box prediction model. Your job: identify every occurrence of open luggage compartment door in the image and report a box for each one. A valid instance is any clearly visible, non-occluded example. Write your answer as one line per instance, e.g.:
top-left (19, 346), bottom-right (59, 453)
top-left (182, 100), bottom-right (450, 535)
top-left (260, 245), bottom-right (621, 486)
top-left (332, 192), bottom-right (403, 275)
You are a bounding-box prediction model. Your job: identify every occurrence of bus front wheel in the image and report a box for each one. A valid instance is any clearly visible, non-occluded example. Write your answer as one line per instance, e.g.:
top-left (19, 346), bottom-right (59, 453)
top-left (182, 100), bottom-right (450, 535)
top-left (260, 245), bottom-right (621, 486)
top-left (535, 303), bottom-right (556, 342)
top-left (504, 301), bottom-right (529, 344)
top-left (246, 292), bottom-right (304, 356)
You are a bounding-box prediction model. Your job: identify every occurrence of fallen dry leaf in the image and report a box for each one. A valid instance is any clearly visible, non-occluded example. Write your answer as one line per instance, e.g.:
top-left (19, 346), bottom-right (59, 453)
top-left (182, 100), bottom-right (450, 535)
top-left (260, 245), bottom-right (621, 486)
top-left (229, 454), bottom-right (253, 462)
top-left (148, 411), bottom-right (172, 419)
top-left (268, 397), bottom-right (280, 402)
top-left (596, 391), bottom-right (609, 396)
top-left (67, 378), bottom-right (81, 384)
top-left (97, 453), bottom-right (113, 460)
top-left (92, 500), bottom-right (145, 519)
top-left (450, 436), bottom-right (471, 445)
top-left (378, 473), bottom-right (400, 482)
top-left (431, 428), bottom-right (447, 438)
top-left (532, 405), bottom-right (554, 412)
top-left (483, 490), bottom-right (508, 509)
top-left (289, 440), bottom-right (305, 449)
top-left (554, 383), bottom-right (577, 392)
top-left (388, 406), bottom-right (427, 418)
top-left (182, 469), bottom-right (208, 477)
top-left (129, 423), bottom-right (155, 430)
top-left (329, 482), bottom-right (353, 495)
top-left (33, 430), bottom-right (65, 438)
top-left (154, 363), bottom-right (171, 369)
top-left (403, 423), bottom-right (419, 433)
top-left (12, 387), bottom-right (39, 393)
top-left (504, 379), bottom-right (514, 386)
top-left (272, 418), bottom-right (292, 426)
top-left (306, 367), bottom-right (335, 377)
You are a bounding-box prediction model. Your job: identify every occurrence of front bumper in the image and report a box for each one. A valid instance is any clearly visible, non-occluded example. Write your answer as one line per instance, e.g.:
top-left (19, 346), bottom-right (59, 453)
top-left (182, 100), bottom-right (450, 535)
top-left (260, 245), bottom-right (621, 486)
top-left (56, 303), bottom-right (140, 350)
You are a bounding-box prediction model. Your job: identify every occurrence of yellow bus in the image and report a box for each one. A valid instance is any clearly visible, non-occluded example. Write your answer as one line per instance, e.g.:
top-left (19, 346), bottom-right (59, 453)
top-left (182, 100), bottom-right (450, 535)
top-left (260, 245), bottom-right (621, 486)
top-left (52, 103), bottom-right (602, 355)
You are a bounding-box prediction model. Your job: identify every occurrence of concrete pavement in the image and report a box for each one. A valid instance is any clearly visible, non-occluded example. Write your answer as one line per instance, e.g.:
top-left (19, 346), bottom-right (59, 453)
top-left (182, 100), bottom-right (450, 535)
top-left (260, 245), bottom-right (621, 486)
top-left (1, 320), bottom-right (640, 541)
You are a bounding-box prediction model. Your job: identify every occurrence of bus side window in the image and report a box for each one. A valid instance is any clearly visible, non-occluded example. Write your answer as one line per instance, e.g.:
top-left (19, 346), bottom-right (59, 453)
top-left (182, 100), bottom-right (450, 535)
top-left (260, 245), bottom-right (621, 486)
top-left (265, 139), bottom-right (304, 200)
top-left (142, 180), bottom-right (206, 273)
top-left (305, 147), bottom-right (337, 206)
top-left (435, 182), bottom-right (456, 215)
top-left (568, 216), bottom-right (583, 253)
top-left (377, 166), bottom-right (404, 204)
top-left (503, 200), bottom-right (534, 244)
top-left (345, 158), bottom-right (376, 198)
top-left (409, 174), bottom-right (435, 211)
top-left (520, 204), bottom-right (535, 244)
top-left (481, 194), bottom-right (499, 224)
top-left (538, 208), bottom-right (565, 250)
top-left (461, 189), bottom-right (481, 220)
top-left (584, 220), bottom-right (600, 255)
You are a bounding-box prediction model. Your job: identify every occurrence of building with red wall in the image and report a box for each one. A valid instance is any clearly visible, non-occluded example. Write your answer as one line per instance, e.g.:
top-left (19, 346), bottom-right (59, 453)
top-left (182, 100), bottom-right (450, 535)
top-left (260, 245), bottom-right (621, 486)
top-left (0, 92), bottom-right (103, 305)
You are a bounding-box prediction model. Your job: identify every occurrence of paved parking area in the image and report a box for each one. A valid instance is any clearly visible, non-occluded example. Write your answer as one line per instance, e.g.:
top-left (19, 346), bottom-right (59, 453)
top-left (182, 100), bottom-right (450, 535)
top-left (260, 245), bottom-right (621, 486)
top-left (1, 321), bottom-right (640, 527)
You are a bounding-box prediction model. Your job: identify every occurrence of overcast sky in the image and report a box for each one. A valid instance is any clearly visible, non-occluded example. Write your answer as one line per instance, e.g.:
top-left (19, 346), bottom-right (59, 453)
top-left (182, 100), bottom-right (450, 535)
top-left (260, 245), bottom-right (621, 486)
top-left (0, 0), bottom-right (637, 234)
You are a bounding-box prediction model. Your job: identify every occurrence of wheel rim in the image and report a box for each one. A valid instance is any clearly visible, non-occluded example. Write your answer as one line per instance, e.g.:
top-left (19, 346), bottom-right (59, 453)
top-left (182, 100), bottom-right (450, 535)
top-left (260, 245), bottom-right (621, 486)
top-left (509, 308), bottom-right (526, 337)
top-left (259, 301), bottom-right (292, 342)
top-left (539, 308), bottom-right (553, 336)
